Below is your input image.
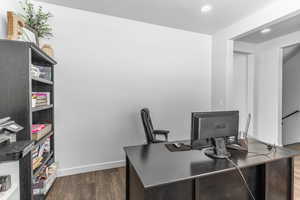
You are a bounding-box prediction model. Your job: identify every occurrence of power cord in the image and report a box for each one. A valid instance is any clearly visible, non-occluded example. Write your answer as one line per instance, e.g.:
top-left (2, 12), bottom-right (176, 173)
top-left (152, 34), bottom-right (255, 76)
top-left (247, 151), bottom-right (272, 159)
top-left (247, 143), bottom-right (277, 159)
top-left (226, 157), bottom-right (256, 200)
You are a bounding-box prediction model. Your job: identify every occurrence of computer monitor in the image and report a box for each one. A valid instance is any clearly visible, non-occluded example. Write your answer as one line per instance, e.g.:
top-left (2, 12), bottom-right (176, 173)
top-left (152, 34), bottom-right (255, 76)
top-left (191, 111), bottom-right (239, 149)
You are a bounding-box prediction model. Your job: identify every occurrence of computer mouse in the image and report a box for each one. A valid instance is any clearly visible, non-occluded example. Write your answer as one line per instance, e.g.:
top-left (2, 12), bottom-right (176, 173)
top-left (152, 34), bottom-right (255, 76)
top-left (173, 143), bottom-right (183, 148)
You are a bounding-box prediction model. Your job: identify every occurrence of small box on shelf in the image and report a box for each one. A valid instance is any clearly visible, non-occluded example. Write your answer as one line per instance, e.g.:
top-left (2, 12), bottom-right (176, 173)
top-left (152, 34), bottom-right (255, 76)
top-left (32, 124), bottom-right (52, 141)
top-left (32, 92), bottom-right (51, 108)
top-left (31, 65), bottom-right (52, 81)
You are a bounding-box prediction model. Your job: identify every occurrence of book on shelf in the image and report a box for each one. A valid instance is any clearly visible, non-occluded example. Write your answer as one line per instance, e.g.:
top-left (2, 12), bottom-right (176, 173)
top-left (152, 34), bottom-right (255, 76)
top-left (32, 92), bottom-right (50, 108)
top-left (33, 157), bottom-right (43, 170)
top-left (32, 124), bottom-right (52, 141)
top-left (32, 138), bottom-right (51, 171)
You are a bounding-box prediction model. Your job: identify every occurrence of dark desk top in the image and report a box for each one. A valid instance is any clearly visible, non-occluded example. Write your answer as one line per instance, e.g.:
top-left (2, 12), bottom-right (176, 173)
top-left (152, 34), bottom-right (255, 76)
top-left (124, 139), bottom-right (300, 188)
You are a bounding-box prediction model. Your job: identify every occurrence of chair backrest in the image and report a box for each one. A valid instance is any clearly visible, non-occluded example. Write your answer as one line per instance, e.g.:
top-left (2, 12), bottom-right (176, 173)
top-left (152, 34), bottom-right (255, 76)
top-left (141, 108), bottom-right (155, 144)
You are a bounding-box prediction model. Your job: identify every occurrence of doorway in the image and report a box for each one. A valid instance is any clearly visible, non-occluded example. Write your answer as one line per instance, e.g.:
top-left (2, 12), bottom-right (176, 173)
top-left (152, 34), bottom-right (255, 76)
top-left (282, 43), bottom-right (300, 145)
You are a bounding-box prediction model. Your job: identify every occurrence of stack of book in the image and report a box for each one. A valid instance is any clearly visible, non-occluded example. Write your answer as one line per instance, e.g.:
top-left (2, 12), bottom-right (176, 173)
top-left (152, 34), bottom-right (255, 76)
top-left (32, 124), bottom-right (52, 141)
top-left (32, 92), bottom-right (50, 108)
top-left (32, 139), bottom-right (51, 171)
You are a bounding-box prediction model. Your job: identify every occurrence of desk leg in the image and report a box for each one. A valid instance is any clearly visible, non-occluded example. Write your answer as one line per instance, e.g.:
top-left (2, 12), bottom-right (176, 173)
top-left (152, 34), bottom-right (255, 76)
top-left (126, 156), bottom-right (130, 200)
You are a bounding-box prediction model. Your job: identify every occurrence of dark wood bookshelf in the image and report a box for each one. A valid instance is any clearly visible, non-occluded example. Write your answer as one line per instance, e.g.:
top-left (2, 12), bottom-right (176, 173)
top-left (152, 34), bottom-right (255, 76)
top-left (32, 105), bottom-right (54, 112)
top-left (0, 39), bottom-right (57, 200)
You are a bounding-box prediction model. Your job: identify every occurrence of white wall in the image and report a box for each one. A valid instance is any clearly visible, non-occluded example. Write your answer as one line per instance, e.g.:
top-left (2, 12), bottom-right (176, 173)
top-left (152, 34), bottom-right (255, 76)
top-left (34, 2), bottom-right (212, 176)
top-left (232, 53), bottom-right (248, 130)
top-left (212, 0), bottom-right (300, 145)
top-left (233, 41), bottom-right (256, 136)
top-left (282, 47), bottom-right (300, 145)
top-left (0, 0), bottom-right (18, 38)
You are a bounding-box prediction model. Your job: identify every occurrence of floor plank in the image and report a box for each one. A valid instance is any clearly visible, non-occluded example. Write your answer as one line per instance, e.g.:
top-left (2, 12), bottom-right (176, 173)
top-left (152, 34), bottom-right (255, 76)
top-left (46, 168), bottom-right (125, 200)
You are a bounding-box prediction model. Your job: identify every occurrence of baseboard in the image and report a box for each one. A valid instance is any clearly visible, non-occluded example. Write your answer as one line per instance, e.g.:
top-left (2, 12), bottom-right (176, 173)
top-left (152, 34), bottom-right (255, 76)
top-left (57, 160), bottom-right (125, 177)
top-left (284, 139), bottom-right (300, 146)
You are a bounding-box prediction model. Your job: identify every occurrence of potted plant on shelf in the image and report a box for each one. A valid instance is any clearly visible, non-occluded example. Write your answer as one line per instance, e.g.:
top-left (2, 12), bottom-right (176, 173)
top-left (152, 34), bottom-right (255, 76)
top-left (19, 0), bottom-right (54, 57)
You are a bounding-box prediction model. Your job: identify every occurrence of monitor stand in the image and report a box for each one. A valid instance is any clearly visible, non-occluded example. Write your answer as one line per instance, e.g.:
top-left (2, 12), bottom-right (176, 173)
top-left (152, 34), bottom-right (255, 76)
top-left (204, 148), bottom-right (231, 159)
top-left (204, 138), bottom-right (231, 159)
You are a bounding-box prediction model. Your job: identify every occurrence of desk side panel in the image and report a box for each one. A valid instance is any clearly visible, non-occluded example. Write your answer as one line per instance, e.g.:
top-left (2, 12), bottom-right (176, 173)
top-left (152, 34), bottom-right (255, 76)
top-left (145, 180), bottom-right (194, 200)
top-left (196, 165), bottom-right (265, 200)
top-left (265, 158), bottom-right (293, 200)
top-left (128, 161), bottom-right (145, 200)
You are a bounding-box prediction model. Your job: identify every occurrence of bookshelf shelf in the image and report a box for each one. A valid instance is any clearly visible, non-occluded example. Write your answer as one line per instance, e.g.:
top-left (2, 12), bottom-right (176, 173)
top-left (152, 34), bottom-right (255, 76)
top-left (32, 105), bottom-right (53, 112)
top-left (0, 40), bottom-right (57, 200)
top-left (32, 77), bottom-right (53, 85)
top-left (34, 131), bottom-right (54, 148)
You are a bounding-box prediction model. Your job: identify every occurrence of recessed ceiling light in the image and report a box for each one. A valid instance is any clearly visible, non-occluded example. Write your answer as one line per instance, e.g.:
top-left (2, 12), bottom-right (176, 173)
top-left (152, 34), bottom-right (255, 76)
top-left (201, 4), bottom-right (212, 13)
top-left (261, 28), bottom-right (271, 34)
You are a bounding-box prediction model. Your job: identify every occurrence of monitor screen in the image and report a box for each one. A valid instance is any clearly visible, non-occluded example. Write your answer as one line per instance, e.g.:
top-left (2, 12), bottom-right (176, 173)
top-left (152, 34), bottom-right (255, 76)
top-left (191, 111), bottom-right (239, 149)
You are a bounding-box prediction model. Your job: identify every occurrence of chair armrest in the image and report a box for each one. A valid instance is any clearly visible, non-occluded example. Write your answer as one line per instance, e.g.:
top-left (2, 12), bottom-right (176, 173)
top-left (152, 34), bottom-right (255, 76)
top-left (153, 130), bottom-right (170, 141)
top-left (153, 130), bottom-right (170, 135)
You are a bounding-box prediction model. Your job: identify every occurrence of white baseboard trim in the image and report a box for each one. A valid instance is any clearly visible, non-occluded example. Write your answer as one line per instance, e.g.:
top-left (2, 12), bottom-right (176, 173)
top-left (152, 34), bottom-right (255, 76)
top-left (57, 160), bottom-right (125, 177)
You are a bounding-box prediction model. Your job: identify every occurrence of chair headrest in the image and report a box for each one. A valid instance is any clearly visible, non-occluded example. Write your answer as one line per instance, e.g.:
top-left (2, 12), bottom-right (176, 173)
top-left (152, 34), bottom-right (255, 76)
top-left (141, 108), bottom-right (150, 114)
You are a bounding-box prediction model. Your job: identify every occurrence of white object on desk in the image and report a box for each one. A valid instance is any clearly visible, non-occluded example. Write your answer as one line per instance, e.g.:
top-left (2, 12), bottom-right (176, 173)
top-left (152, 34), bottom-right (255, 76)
top-left (0, 162), bottom-right (19, 200)
top-left (0, 183), bottom-right (18, 200)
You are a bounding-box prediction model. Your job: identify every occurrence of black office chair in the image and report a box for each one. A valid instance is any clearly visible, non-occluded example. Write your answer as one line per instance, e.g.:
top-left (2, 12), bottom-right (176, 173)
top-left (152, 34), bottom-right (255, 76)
top-left (140, 108), bottom-right (170, 144)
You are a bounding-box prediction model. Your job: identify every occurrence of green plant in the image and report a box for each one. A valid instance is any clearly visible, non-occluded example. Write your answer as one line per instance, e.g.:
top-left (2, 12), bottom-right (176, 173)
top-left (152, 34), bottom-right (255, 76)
top-left (19, 0), bottom-right (53, 39)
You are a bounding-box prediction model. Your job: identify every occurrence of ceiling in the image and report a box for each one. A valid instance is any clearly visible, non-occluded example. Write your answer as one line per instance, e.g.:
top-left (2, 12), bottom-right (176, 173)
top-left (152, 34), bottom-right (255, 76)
top-left (37, 0), bottom-right (277, 34)
top-left (237, 14), bottom-right (300, 43)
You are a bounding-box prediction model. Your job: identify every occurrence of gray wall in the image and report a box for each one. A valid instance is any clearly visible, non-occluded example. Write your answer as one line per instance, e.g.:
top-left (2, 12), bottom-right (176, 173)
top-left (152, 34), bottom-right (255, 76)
top-left (34, 2), bottom-right (212, 175)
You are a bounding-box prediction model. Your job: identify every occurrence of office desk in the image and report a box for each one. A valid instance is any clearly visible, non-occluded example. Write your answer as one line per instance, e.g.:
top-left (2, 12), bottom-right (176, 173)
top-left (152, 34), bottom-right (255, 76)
top-left (124, 139), bottom-right (300, 200)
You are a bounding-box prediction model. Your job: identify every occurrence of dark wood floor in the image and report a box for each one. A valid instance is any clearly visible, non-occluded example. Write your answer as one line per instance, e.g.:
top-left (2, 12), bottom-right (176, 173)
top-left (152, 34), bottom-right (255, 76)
top-left (46, 168), bottom-right (125, 200)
